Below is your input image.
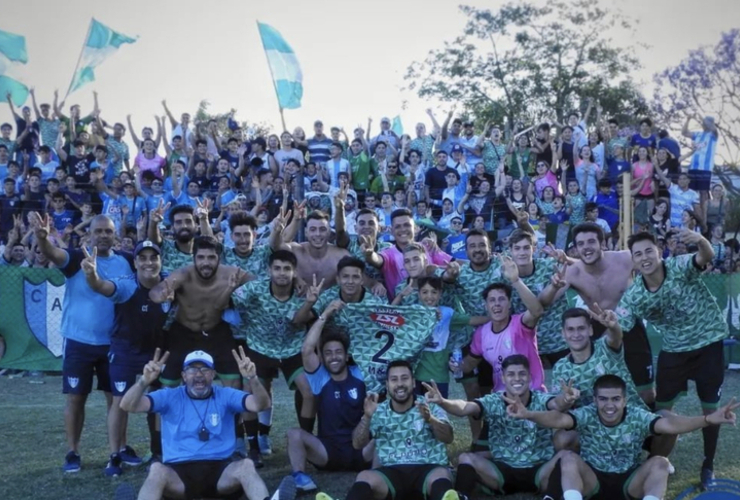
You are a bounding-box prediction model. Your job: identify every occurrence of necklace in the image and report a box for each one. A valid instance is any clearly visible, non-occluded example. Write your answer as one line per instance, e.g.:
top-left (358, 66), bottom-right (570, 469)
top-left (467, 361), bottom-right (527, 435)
top-left (188, 391), bottom-right (212, 441)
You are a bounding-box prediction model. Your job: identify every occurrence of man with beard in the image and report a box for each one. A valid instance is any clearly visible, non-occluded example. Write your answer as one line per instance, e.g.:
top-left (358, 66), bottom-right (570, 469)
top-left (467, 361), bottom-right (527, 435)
top-left (80, 240), bottom-right (168, 476)
top-left (316, 360), bottom-right (458, 500)
top-left (231, 250), bottom-right (320, 467)
top-left (285, 301), bottom-right (373, 492)
top-left (32, 213), bottom-right (134, 473)
top-left (424, 354), bottom-right (578, 498)
top-left (549, 222), bottom-right (655, 407)
top-left (335, 197), bottom-right (391, 287)
top-left (221, 211), bottom-right (275, 274)
top-left (149, 236), bottom-right (250, 389)
top-left (148, 200), bottom-right (214, 272)
top-left (362, 208), bottom-right (452, 299)
top-left (275, 210), bottom-right (350, 290)
top-left (507, 374), bottom-right (739, 500)
top-left (616, 231), bottom-right (729, 488)
top-left (120, 348), bottom-right (297, 500)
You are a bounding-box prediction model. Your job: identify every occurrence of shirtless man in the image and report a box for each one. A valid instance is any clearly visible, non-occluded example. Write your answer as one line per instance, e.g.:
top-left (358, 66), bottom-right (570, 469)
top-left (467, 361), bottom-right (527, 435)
top-left (149, 235), bottom-right (251, 388)
top-left (274, 210), bottom-right (350, 290)
top-left (546, 222), bottom-right (655, 405)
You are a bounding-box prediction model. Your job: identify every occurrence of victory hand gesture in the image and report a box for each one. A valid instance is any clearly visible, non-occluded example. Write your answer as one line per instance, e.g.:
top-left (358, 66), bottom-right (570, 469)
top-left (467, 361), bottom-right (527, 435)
top-left (706, 397), bottom-right (740, 426)
top-left (499, 254), bottom-right (519, 283)
top-left (588, 302), bottom-right (618, 329)
top-left (142, 348), bottom-right (170, 386)
top-left (364, 392), bottom-right (379, 417)
top-left (151, 199), bottom-right (171, 224)
top-left (306, 274), bottom-right (325, 303)
top-left (80, 246), bottom-right (98, 277)
top-left (559, 379), bottom-right (581, 405)
top-left (231, 345), bottom-right (257, 379)
top-left (31, 212), bottom-right (51, 241)
top-left (422, 380), bottom-right (444, 405)
top-left (502, 394), bottom-right (528, 419)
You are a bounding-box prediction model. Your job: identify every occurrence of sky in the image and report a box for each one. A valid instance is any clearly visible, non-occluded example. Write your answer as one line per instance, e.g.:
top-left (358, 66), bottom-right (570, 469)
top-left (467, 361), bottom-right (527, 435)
top-left (0, 0), bottom-right (738, 148)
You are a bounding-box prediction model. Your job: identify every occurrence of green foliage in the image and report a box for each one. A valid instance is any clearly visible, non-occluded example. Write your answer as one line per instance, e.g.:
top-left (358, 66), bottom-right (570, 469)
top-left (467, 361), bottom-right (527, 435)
top-left (193, 99), bottom-right (272, 139)
top-left (405, 0), bottom-right (649, 128)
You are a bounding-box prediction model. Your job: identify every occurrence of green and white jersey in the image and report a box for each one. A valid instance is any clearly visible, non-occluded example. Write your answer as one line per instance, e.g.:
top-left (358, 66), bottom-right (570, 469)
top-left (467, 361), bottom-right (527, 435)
top-left (569, 404), bottom-right (660, 473)
top-left (314, 285), bottom-right (387, 321)
top-left (337, 303), bottom-right (438, 393)
top-left (222, 245), bottom-right (271, 277)
top-left (160, 239), bottom-right (193, 273)
top-left (371, 396), bottom-right (450, 466)
top-left (347, 235), bottom-right (391, 284)
top-left (477, 391), bottom-right (555, 468)
top-left (232, 279), bottom-right (306, 357)
top-left (510, 258), bottom-right (568, 355)
top-left (455, 260), bottom-right (504, 317)
top-left (552, 337), bottom-right (647, 409)
top-left (616, 254), bottom-right (727, 353)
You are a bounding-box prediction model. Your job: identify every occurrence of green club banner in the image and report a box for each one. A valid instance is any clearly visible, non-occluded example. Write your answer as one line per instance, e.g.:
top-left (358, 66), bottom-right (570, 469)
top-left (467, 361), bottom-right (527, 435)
top-left (0, 267), bottom-right (65, 371)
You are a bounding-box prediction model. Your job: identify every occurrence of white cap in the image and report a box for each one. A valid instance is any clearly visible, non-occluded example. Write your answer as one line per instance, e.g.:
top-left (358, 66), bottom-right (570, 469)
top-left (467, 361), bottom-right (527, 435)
top-left (183, 350), bottom-right (214, 369)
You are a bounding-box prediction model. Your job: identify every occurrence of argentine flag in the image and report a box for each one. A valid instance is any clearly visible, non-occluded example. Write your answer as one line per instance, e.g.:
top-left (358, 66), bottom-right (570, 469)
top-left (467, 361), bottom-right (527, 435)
top-left (0, 28), bottom-right (29, 106)
top-left (257, 22), bottom-right (303, 110)
top-left (69, 18), bottom-right (136, 94)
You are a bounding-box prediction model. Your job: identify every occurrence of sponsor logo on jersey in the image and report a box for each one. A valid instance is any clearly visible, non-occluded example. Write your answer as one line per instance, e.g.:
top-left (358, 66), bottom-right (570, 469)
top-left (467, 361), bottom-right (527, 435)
top-left (370, 311), bottom-right (406, 329)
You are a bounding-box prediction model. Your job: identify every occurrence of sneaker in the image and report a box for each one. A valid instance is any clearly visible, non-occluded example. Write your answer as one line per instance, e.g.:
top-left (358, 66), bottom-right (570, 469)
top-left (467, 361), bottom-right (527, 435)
top-left (291, 471), bottom-right (318, 492)
top-left (270, 475), bottom-right (296, 500)
top-left (315, 494), bottom-right (335, 500)
top-left (441, 491), bottom-right (460, 500)
top-left (63, 451), bottom-right (81, 473)
top-left (700, 467), bottom-right (715, 491)
top-left (248, 448), bottom-right (264, 469)
top-left (119, 445), bottom-right (143, 466)
top-left (105, 453), bottom-right (123, 477)
top-left (259, 434), bottom-right (273, 455)
top-left (113, 483), bottom-right (136, 500)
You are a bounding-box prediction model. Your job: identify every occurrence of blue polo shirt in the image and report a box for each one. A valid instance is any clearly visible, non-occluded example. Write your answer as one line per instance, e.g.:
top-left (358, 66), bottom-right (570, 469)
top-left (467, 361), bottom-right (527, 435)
top-left (306, 365), bottom-right (366, 440)
top-left (147, 385), bottom-right (249, 464)
top-left (59, 249), bottom-right (134, 345)
top-left (109, 273), bottom-right (170, 354)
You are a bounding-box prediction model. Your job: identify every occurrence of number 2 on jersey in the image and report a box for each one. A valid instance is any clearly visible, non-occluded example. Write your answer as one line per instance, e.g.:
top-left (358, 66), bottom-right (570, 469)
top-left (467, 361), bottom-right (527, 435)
top-left (371, 330), bottom-right (396, 364)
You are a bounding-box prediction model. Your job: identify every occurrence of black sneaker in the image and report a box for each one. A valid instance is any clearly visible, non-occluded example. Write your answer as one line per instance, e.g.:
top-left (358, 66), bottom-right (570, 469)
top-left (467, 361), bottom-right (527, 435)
top-left (700, 467), bottom-right (715, 491)
top-left (105, 453), bottom-right (123, 477)
top-left (248, 448), bottom-right (264, 469)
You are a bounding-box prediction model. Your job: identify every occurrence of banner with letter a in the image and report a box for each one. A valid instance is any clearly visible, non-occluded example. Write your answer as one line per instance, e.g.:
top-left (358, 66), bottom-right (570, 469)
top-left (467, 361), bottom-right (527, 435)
top-left (0, 267), bottom-right (65, 370)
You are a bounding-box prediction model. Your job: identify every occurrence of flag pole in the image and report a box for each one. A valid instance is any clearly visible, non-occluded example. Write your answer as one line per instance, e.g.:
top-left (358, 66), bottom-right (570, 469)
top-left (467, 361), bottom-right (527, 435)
top-left (64, 18), bottom-right (94, 99)
top-left (257, 21), bottom-right (288, 133)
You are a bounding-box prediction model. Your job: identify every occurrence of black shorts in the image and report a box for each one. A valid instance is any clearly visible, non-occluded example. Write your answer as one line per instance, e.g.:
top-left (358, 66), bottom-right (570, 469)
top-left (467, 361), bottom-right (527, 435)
top-left (491, 460), bottom-right (545, 495)
top-left (593, 466), bottom-right (640, 500)
top-left (247, 348), bottom-right (304, 390)
top-left (160, 321), bottom-right (239, 384)
top-left (310, 437), bottom-right (371, 472)
top-left (168, 459), bottom-right (242, 500)
top-left (592, 319), bottom-right (654, 390)
top-left (689, 170), bottom-right (712, 192)
top-left (108, 348), bottom-right (151, 397)
top-left (62, 339), bottom-right (111, 395)
top-left (374, 464), bottom-right (446, 500)
top-left (656, 340), bottom-right (725, 409)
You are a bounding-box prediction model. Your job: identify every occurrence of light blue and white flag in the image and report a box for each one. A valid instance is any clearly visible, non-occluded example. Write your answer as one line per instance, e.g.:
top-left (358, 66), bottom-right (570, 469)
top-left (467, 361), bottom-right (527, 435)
top-left (392, 115), bottom-right (404, 136)
top-left (257, 22), bottom-right (303, 110)
top-left (0, 28), bottom-right (29, 106)
top-left (68, 18), bottom-right (137, 94)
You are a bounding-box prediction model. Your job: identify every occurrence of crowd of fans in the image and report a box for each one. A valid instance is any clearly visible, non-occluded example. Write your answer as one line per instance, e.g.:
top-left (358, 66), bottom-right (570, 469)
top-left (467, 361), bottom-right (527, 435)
top-left (0, 91), bottom-right (734, 271)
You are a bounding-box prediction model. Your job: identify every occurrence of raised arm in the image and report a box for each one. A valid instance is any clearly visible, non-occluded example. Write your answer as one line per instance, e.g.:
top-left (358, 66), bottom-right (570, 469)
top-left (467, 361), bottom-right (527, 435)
top-left (120, 348), bottom-right (169, 413)
top-left (352, 393), bottom-right (378, 450)
top-left (500, 254), bottom-right (543, 327)
top-left (680, 229), bottom-right (715, 268)
top-left (79, 246), bottom-right (116, 297)
top-left (149, 269), bottom-right (185, 303)
top-left (53, 89), bottom-right (67, 121)
top-left (422, 380), bottom-right (482, 418)
top-left (29, 88), bottom-right (41, 121)
top-left (127, 115), bottom-right (142, 152)
top-left (681, 116), bottom-right (693, 139)
top-left (301, 300), bottom-right (345, 373)
top-left (505, 394), bottom-right (575, 429)
top-left (589, 304), bottom-right (623, 351)
top-left (440, 109), bottom-right (453, 140)
top-left (30, 212), bottom-right (68, 267)
top-left (334, 186), bottom-right (350, 248)
top-left (162, 100), bottom-right (178, 129)
top-left (147, 199), bottom-right (170, 246)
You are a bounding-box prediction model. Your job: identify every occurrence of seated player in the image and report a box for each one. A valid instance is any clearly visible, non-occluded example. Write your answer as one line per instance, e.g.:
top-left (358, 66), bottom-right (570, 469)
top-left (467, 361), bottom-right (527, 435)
top-left (120, 348), bottom-right (296, 500)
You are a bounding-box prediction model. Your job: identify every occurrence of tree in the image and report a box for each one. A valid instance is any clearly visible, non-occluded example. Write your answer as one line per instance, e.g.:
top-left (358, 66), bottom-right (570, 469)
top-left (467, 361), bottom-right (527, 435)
top-left (193, 100), bottom-right (272, 140)
top-left (652, 29), bottom-right (740, 170)
top-left (404, 0), bottom-right (649, 129)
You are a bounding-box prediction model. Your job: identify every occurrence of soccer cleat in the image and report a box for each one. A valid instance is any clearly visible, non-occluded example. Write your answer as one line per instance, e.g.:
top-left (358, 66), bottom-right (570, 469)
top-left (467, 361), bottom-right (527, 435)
top-left (700, 467), bottom-right (715, 491)
top-left (271, 475), bottom-right (297, 500)
top-left (248, 447), bottom-right (264, 469)
top-left (105, 453), bottom-right (123, 477)
top-left (119, 445), bottom-right (143, 466)
top-left (259, 434), bottom-right (273, 455)
top-left (113, 483), bottom-right (136, 500)
top-left (63, 451), bottom-right (81, 473)
top-left (315, 493), bottom-right (335, 500)
top-left (291, 471), bottom-right (318, 492)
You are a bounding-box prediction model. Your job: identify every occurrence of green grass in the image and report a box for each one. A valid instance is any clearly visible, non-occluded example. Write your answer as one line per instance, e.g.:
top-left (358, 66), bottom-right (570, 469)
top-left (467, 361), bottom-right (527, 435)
top-left (0, 371), bottom-right (739, 500)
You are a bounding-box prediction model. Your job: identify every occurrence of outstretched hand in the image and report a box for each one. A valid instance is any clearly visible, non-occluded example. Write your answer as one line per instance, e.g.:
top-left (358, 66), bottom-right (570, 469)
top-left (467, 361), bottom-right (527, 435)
top-left (142, 348), bottom-right (170, 386)
top-left (231, 345), bottom-right (257, 380)
top-left (80, 246), bottom-right (98, 277)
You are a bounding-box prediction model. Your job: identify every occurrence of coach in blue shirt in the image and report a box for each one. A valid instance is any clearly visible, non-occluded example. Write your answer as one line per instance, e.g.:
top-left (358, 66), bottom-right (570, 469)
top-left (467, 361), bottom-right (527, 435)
top-left (81, 239), bottom-right (168, 477)
top-left (33, 212), bottom-right (134, 474)
top-left (120, 348), bottom-right (295, 500)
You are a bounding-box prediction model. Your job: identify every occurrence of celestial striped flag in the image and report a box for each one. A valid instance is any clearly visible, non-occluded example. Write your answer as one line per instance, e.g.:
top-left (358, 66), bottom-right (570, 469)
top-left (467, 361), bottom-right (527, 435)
top-left (0, 28), bottom-right (29, 106)
top-left (257, 22), bottom-right (303, 110)
top-left (68, 18), bottom-right (137, 94)
top-left (392, 115), bottom-right (404, 136)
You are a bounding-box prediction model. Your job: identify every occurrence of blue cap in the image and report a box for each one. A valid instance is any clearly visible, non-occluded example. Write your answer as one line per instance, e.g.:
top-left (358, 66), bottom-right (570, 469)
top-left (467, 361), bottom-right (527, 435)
top-left (451, 144), bottom-right (463, 154)
top-left (133, 240), bottom-right (161, 258)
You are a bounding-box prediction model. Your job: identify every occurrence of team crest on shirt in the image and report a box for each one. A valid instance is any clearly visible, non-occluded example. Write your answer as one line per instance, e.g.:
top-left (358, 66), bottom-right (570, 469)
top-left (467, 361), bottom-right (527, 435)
top-left (161, 301), bottom-right (171, 313)
top-left (209, 413), bottom-right (219, 427)
top-left (67, 377), bottom-right (79, 388)
top-left (615, 307), bottom-right (628, 319)
top-left (114, 381), bottom-right (127, 393)
top-left (348, 388), bottom-right (358, 400)
top-left (414, 418), bottom-right (424, 432)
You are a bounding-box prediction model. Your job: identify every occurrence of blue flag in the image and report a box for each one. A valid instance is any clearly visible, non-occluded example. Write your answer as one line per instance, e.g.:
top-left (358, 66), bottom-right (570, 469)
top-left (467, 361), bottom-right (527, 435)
top-left (392, 115), bottom-right (404, 136)
top-left (0, 75), bottom-right (29, 106)
top-left (0, 29), bottom-right (29, 106)
top-left (257, 22), bottom-right (303, 110)
top-left (69, 19), bottom-right (137, 94)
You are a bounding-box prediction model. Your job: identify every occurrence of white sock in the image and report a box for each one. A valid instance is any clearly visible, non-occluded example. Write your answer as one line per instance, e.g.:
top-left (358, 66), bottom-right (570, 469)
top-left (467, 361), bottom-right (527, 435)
top-left (644, 496), bottom-right (660, 500)
top-left (258, 408), bottom-right (272, 427)
top-left (563, 490), bottom-right (583, 500)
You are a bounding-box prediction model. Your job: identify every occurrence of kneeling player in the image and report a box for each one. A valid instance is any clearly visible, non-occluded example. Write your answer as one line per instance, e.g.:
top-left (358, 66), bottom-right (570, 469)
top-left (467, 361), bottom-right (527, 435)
top-left (286, 300), bottom-right (373, 492)
top-left (507, 374), bottom-right (738, 500)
